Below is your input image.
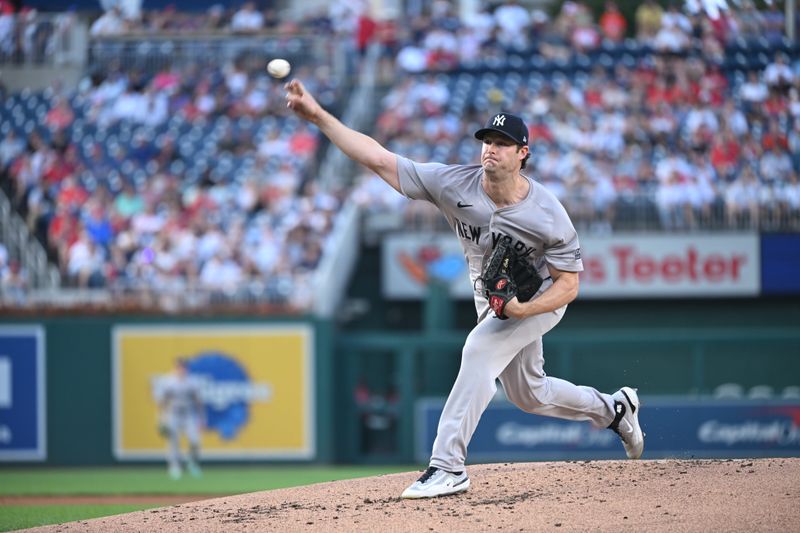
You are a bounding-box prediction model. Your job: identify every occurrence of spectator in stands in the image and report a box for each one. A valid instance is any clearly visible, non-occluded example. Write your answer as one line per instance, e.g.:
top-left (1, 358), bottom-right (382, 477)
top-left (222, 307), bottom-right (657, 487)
top-left (100, 0), bottom-right (141, 23)
top-left (423, 21), bottom-right (459, 71)
top-left (328, 0), bottom-right (364, 39)
top-left (107, 83), bottom-right (145, 124)
top-left (0, 0), bottom-right (14, 59)
top-left (204, 4), bottom-right (228, 32)
top-left (0, 258), bottom-right (28, 305)
top-left (237, 78), bottom-right (269, 117)
top-left (289, 123), bottom-right (319, 160)
top-left (709, 127), bottom-right (741, 181)
top-left (463, 5), bottom-right (494, 45)
top-left (0, 130), bottom-right (25, 171)
top-left (352, 169), bottom-right (409, 215)
top-left (653, 5), bottom-right (692, 54)
top-left (789, 88), bottom-right (800, 119)
top-left (789, 117), bottom-right (800, 166)
top-left (199, 248), bottom-right (243, 294)
top-left (494, 0), bottom-right (531, 51)
top-left (655, 169), bottom-right (689, 230)
top-left (257, 128), bottom-right (290, 161)
top-left (739, 70), bottom-right (770, 110)
top-left (635, 0), bottom-right (663, 43)
top-left (686, 150), bottom-right (717, 227)
top-left (764, 53), bottom-right (795, 95)
top-left (720, 100), bottom-right (749, 139)
top-left (354, 6), bottom-right (377, 58)
top-left (55, 174), bottom-right (88, 214)
top-left (684, 103), bottom-right (719, 139)
top-left (230, 2), bottom-right (264, 34)
top-left (83, 201), bottom-right (114, 250)
top-left (570, 18), bottom-right (601, 53)
top-left (761, 2), bottom-right (785, 44)
top-left (7, 148), bottom-right (38, 210)
top-left (733, 1), bottom-right (765, 40)
top-left (396, 36), bottom-right (428, 73)
top-left (67, 229), bottom-right (107, 287)
top-left (599, 1), bottom-right (627, 43)
top-left (762, 120), bottom-right (789, 152)
top-left (113, 181), bottom-right (145, 221)
top-left (455, 24), bottom-right (484, 67)
top-left (778, 172), bottom-right (800, 228)
top-left (760, 144), bottom-right (794, 185)
top-left (90, 6), bottom-right (127, 37)
top-left (44, 97), bottom-right (75, 132)
top-left (556, 2), bottom-right (599, 53)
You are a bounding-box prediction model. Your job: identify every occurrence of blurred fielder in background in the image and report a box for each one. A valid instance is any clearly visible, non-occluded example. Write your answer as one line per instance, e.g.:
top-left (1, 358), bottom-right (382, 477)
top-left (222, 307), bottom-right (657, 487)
top-left (153, 357), bottom-right (205, 479)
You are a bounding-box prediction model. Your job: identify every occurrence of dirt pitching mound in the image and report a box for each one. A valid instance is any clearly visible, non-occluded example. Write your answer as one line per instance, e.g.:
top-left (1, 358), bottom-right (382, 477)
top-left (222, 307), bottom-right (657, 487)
top-left (27, 458), bottom-right (800, 533)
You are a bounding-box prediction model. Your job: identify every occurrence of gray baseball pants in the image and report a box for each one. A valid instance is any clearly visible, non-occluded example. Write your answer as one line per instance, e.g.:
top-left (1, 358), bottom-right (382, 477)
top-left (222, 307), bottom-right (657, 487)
top-left (429, 305), bottom-right (616, 472)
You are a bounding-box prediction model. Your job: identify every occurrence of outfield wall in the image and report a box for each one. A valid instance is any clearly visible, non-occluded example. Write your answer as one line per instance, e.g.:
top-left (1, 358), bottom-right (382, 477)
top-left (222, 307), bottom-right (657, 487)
top-left (0, 301), bottom-right (798, 465)
top-left (0, 316), bottom-right (335, 466)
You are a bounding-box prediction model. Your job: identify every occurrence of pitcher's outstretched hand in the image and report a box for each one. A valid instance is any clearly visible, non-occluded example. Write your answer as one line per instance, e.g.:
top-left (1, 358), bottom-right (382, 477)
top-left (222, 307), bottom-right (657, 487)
top-left (285, 79), bottom-right (323, 124)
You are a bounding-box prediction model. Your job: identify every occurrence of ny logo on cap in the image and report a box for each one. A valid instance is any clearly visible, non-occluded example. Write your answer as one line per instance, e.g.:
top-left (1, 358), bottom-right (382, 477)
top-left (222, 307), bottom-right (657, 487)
top-left (493, 114), bottom-right (506, 127)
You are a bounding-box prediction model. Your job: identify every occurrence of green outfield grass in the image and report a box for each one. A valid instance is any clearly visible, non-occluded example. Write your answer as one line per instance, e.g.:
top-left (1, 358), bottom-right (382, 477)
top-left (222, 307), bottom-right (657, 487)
top-left (0, 465), bottom-right (413, 531)
top-left (0, 505), bottom-right (155, 532)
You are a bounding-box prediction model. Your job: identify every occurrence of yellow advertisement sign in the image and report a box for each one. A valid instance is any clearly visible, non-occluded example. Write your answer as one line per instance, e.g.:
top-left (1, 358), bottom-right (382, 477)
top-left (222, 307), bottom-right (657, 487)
top-left (112, 325), bottom-right (314, 460)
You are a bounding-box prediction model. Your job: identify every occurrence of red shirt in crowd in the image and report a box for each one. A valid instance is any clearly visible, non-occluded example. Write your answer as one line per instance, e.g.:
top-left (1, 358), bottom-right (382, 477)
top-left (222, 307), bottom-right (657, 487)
top-left (710, 137), bottom-right (741, 174)
top-left (0, 0), bottom-right (14, 15)
top-left (599, 8), bottom-right (627, 42)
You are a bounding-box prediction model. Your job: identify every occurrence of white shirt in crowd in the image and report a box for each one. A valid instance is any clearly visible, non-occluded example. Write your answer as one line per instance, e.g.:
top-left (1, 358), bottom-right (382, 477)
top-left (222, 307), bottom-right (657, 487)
top-left (231, 4), bottom-right (264, 32)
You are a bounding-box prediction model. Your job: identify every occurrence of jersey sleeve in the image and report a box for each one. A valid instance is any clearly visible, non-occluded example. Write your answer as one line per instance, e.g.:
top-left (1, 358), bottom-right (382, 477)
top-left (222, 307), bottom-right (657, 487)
top-left (544, 201), bottom-right (584, 273)
top-left (396, 156), bottom-right (447, 203)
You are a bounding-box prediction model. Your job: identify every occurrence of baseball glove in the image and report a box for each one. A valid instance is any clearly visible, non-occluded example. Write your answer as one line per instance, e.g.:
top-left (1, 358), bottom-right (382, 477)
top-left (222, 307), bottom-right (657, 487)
top-left (478, 239), bottom-right (544, 319)
top-left (157, 415), bottom-right (171, 439)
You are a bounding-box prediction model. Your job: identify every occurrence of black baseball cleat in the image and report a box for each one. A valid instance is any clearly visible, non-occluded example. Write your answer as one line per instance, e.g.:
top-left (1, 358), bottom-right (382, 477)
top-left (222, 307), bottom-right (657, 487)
top-left (608, 387), bottom-right (644, 459)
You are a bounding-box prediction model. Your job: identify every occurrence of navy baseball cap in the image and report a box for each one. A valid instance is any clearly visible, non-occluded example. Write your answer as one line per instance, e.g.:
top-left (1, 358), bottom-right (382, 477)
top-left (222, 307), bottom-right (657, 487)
top-left (474, 112), bottom-right (528, 146)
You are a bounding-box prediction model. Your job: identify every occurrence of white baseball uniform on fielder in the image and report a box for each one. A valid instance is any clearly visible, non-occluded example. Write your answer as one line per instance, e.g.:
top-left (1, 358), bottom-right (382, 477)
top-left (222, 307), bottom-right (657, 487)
top-left (397, 155), bottom-right (617, 473)
top-left (156, 371), bottom-right (203, 473)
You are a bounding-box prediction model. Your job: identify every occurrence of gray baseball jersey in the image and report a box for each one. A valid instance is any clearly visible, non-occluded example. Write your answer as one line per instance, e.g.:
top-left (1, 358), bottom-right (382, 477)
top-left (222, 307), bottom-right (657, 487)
top-left (396, 155), bottom-right (613, 473)
top-left (397, 156), bottom-right (584, 317)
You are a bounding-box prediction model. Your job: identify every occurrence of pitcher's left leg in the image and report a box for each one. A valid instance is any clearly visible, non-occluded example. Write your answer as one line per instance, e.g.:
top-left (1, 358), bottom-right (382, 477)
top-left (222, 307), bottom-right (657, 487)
top-left (499, 342), bottom-right (615, 428)
top-left (429, 307), bottom-right (567, 472)
top-left (499, 342), bottom-right (644, 457)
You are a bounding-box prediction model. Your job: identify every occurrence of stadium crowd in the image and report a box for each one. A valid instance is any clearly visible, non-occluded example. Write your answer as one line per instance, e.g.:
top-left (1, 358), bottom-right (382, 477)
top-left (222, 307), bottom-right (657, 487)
top-left (355, 0), bottom-right (800, 234)
top-left (1, 46), bottom-right (341, 306)
top-left (1, 0), bottom-right (799, 306)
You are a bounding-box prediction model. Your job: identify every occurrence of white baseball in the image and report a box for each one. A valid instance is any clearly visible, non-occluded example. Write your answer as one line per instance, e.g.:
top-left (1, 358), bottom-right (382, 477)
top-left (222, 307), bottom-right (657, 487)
top-left (267, 58), bottom-right (291, 79)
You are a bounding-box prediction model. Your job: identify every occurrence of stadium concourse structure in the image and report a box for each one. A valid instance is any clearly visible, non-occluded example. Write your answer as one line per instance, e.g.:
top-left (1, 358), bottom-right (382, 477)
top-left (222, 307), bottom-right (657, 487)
top-left (0, 3), bottom-right (799, 315)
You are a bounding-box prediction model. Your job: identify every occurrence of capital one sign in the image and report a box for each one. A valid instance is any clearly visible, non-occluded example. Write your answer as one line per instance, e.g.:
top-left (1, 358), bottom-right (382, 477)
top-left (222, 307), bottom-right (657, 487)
top-left (578, 234), bottom-right (760, 297)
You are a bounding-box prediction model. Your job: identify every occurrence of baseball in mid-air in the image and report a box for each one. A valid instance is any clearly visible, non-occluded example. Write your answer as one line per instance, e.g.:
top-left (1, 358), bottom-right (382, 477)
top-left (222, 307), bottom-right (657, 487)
top-left (267, 58), bottom-right (291, 79)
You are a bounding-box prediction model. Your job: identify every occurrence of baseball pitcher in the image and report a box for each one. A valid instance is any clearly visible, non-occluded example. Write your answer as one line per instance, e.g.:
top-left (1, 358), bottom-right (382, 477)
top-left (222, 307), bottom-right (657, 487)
top-left (285, 80), bottom-right (644, 499)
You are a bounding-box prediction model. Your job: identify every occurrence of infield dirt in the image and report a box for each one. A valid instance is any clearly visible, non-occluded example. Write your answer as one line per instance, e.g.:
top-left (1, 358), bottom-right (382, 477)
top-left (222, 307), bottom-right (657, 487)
top-left (23, 457), bottom-right (800, 533)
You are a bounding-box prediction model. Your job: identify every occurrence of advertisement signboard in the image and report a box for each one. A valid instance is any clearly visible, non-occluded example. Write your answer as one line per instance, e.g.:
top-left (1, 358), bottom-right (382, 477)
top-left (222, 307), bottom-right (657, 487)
top-left (760, 234), bottom-right (800, 294)
top-left (0, 325), bottom-right (46, 461)
top-left (415, 397), bottom-right (800, 462)
top-left (113, 325), bottom-right (315, 460)
top-left (579, 234), bottom-right (760, 297)
top-left (383, 233), bottom-right (760, 299)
